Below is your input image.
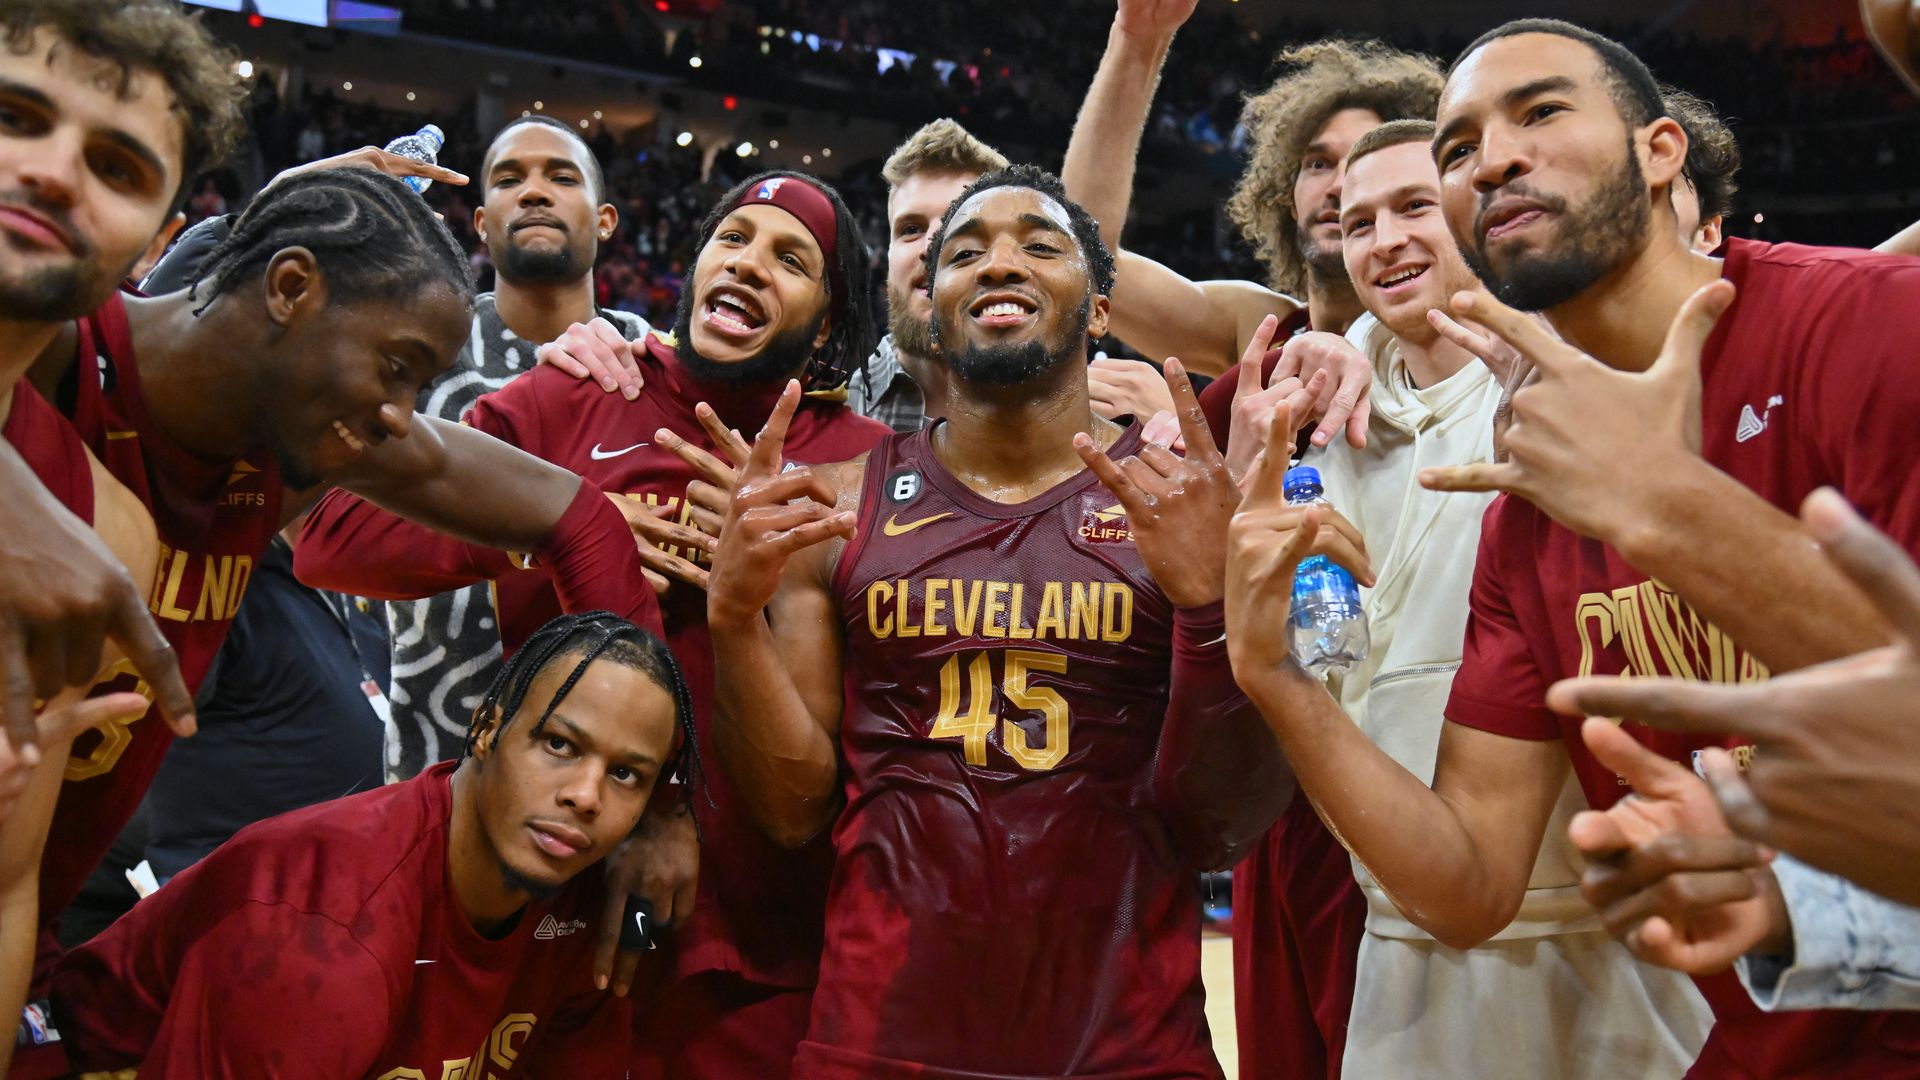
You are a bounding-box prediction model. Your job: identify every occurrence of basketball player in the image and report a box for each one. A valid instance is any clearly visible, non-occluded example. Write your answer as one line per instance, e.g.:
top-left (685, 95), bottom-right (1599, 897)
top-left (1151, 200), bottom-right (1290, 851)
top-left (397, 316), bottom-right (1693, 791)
top-left (12, 169), bottom-right (671, 1080)
top-left (51, 612), bottom-right (690, 1078)
top-left (0, 0), bottom-right (239, 759)
top-left (703, 166), bottom-right (1289, 1077)
top-left (1228, 18), bottom-right (1920, 1074)
top-left (299, 170), bottom-right (890, 1078)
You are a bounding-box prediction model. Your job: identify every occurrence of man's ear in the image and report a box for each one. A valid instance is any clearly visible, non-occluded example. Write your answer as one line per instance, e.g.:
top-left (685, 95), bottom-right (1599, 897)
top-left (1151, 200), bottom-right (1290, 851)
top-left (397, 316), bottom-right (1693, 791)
top-left (813, 304), bottom-right (834, 350)
top-left (1086, 292), bottom-right (1112, 340)
top-left (1640, 116), bottom-right (1689, 209)
top-left (262, 247), bottom-right (324, 328)
top-left (469, 705), bottom-right (505, 762)
top-left (597, 203), bottom-right (619, 244)
top-left (473, 202), bottom-right (489, 239)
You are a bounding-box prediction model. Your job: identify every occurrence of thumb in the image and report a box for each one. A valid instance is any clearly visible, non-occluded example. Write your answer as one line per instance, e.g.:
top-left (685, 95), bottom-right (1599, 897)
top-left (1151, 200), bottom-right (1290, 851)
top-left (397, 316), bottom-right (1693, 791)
top-left (1579, 717), bottom-right (1695, 801)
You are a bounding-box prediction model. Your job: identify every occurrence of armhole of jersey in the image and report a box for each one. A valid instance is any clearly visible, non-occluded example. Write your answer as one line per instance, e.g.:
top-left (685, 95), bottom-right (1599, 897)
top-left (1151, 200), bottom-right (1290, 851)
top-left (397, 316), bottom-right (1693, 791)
top-left (829, 441), bottom-right (890, 602)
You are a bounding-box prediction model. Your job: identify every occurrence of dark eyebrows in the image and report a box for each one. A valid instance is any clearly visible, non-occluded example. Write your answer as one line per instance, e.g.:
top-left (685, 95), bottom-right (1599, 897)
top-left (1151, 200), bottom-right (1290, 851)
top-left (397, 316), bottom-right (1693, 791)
top-left (0, 77), bottom-right (168, 185)
top-left (544, 713), bottom-right (659, 770)
top-left (1017, 212), bottom-right (1069, 237)
top-left (1433, 76), bottom-right (1580, 159)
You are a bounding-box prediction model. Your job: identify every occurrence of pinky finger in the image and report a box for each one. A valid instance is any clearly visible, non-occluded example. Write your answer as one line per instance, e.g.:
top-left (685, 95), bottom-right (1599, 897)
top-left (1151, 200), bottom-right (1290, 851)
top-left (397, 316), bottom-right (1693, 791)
top-left (768, 512), bottom-right (857, 553)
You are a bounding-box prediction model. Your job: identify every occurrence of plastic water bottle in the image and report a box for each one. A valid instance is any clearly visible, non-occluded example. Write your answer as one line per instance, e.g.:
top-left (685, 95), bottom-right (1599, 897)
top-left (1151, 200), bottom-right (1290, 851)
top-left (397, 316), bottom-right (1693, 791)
top-left (383, 124), bottom-right (446, 194)
top-left (1284, 465), bottom-right (1369, 673)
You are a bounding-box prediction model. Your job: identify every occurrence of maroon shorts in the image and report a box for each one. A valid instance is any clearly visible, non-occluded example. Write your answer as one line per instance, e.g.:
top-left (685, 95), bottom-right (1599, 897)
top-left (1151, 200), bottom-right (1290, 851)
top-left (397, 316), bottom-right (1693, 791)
top-left (1230, 791), bottom-right (1367, 1080)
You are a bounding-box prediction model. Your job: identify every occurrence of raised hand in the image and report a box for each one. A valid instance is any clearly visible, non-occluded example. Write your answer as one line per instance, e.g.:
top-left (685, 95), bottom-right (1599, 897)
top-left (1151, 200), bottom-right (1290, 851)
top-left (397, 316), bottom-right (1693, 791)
top-left (655, 402), bottom-right (756, 539)
top-left (706, 383), bottom-right (855, 629)
top-left (1567, 719), bottom-right (1787, 974)
top-left (1273, 330), bottom-right (1372, 450)
top-left (1088, 357), bottom-right (1177, 423)
top-left (1114, 0), bottom-right (1201, 38)
top-left (1074, 360), bottom-right (1238, 608)
top-left (1419, 281), bottom-right (1735, 542)
top-left (1550, 487), bottom-right (1920, 908)
top-left (604, 495), bottom-right (715, 594)
top-left (1221, 403), bottom-right (1376, 682)
top-left (265, 145), bottom-right (468, 194)
top-left (1426, 305), bottom-right (1540, 463)
top-left (1223, 314), bottom-right (1326, 482)
top-left (535, 318), bottom-right (646, 399)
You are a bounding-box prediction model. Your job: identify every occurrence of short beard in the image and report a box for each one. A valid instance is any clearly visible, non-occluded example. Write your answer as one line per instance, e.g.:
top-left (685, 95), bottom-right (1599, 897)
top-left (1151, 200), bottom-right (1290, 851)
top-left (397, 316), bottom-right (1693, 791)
top-left (672, 288), bottom-right (827, 385)
top-left (934, 297), bottom-right (1088, 387)
top-left (499, 240), bottom-right (582, 286)
top-left (886, 284), bottom-right (932, 359)
top-left (499, 858), bottom-right (561, 901)
top-left (1297, 232), bottom-right (1348, 290)
top-left (1462, 137), bottom-right (1650, 312)
top-left (0, 251), bottom-right (120, 324)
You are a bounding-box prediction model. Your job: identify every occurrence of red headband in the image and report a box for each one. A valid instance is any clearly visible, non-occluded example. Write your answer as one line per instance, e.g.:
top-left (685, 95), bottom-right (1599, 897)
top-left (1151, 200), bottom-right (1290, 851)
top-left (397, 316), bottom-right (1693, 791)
top-left (722, 175), bottom-right (844, 317)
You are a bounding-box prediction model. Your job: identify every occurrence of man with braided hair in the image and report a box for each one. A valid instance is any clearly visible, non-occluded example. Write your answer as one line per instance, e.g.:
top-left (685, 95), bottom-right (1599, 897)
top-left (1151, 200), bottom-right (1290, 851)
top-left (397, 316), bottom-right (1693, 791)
top-left (13, 166), bottom-right (682, 1078)
top-left (51, 610), bottom-right (693, 1078)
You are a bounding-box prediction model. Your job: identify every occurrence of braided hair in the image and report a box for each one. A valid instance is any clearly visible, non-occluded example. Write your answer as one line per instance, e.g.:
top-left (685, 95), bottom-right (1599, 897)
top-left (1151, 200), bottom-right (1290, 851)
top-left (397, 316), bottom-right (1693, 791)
top-left (464, 611), bottom-right (704, 821)
top-left (186, 167), bottom-right (475, 316)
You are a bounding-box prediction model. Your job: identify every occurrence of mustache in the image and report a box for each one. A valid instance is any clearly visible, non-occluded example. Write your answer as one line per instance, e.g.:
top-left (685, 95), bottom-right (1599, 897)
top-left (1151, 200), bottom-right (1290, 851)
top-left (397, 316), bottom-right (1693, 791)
top-left (0, 190), bottom-right (89, 257)
top-left (1473, 182), bottom-right (1568, 236)
top-left (510, 212), bottom-right (567, 232)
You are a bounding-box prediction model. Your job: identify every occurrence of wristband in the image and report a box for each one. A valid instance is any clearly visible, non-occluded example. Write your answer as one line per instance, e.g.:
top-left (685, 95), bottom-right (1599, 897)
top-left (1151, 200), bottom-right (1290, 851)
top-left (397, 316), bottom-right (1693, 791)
top-left (620, 895), bottom-right (660, 952)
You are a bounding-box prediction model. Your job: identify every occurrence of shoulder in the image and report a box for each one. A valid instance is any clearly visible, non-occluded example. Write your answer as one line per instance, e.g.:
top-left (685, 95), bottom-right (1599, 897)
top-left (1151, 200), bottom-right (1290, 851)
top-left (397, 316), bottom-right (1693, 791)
top-left (1727, 238), bottom-right (1920, 321)
top-left (801, 401), bottom-right (893, 454)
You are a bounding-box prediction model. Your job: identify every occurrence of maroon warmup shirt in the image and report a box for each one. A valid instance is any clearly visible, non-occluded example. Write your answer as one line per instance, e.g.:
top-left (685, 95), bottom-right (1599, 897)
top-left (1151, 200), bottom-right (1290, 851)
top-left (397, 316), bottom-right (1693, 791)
top-left (51, 762), bottom-right (629, 1079)
top-left (796, 424), bottom-right (1233, 1079)
top-left (1448, 240), bottom-right (1920, 1076)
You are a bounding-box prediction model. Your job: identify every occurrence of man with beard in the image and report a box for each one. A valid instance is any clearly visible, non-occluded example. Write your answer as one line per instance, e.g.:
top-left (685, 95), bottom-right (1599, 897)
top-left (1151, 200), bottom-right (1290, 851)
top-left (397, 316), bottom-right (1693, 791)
top-left (1060, 5), bottom-right (1435, 1076)
top-left (1226, 18), bottom-right (1920, 1075)
top-left (1232, 118), bottom-right (1713, 1078)
top-left (299, 170), bottom-right (891, 1079)
top-left (0, 0), bottom-right (234, 766)
top-left (702, 165), bottom-right (1290, 1078)
top-left (14, 167), bottom-right (667, 1080)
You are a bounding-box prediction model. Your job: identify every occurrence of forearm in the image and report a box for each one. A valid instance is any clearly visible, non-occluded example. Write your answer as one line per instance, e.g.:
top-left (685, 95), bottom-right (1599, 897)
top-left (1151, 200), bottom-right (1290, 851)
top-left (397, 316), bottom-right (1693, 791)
top-left (710, 615), bottom-right (842, 847)
top-left (1241, 667), bottom-right (1538, 947)
top-left (1876, 217), bottom-right (1920, 257)
top-left (1153, 603), bottom-right (1293, 869)
top-left (340, 417), bottom-right (582, 552)
top-left (1740, 855), bottom-right (1920, 1011)
top-left (1061, 21), bottom-right (1176, 249)
top-left (1615, 462), bottom-right (1893, 672)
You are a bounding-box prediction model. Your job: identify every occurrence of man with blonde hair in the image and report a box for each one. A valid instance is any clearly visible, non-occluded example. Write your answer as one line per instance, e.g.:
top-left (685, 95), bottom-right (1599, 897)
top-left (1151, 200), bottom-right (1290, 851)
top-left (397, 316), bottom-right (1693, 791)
top-left (850, 119), bottom-right (1009, 430)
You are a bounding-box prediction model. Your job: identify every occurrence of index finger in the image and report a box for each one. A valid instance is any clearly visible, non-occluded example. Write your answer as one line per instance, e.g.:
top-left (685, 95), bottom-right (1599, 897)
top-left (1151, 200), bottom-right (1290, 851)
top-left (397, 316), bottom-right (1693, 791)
top-left (1072, 432), bottom-right (1148, 513)
top-left (1801, 486), bottom-right (1920, 644)
top-left (108, 593), bottom-right (194, 737)
top-left (1578, 716), bottom-right (1698, 800)
top-left (369, 148), bottom-right (468, 186)
top-left (656, 426), bottom-right (735, 488)
top-left (1548, 675), bottom-right (1761, 739)
top-left (692, 403), bottom-right (754, 470)
top-left (1233, 315), bottom-right (1282, 404)
top-left (744, 382), bottom-right (801, 481)
top-left (1241, 400), bottom-right (1297, 505)
top-left (1162, 359), bottom-right (1222, 465)
top-left (1450, 291), bottom-right (1570, 371)
top-left (0, 619), bottom-right (39, 763)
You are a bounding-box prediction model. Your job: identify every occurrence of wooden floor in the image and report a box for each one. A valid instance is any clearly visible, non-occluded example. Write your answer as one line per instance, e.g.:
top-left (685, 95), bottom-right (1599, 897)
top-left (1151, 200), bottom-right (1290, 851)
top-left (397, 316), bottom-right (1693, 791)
top-left (1203, 935), bottom-right (1239, 1078)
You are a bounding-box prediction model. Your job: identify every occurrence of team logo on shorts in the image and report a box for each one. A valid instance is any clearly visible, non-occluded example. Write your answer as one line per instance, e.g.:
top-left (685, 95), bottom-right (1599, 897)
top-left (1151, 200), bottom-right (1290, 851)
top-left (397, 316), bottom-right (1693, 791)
top-left (886, 470), bottom-right (921, 503)
top-left (1078, 500), bottom-right (1133, 543)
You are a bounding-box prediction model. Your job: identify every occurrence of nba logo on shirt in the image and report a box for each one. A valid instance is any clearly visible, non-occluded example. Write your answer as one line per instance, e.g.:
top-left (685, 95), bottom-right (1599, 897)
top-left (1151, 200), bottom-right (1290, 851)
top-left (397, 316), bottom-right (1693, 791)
top-left (756, 178), bottom-right (788, 200)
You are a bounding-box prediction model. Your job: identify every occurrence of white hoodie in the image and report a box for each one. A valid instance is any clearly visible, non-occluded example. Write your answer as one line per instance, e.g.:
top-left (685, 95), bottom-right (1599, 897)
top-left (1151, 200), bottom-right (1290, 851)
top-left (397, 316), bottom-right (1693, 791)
top-left (1306, 313), bottom-right (1595, 942)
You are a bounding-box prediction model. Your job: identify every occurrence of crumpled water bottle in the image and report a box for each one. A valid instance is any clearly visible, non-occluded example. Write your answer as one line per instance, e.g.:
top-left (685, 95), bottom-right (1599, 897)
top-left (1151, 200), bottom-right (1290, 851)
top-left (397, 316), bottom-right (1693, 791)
top-left (383, 124), bottom-right (446, 194)
top-left (1284, 465), bottom-right (1370, 673)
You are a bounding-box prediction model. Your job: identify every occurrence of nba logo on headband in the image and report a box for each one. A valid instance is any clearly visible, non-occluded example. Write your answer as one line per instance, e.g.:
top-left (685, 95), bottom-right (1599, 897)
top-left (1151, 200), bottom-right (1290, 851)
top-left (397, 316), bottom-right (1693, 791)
top-left (755, 178), bottom-right (788, 201)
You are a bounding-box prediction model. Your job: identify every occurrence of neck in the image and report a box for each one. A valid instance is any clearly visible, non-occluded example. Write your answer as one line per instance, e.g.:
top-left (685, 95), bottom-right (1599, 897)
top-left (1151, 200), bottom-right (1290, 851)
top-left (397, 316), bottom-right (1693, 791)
top-left (1304, 274), bottom-right (1364, 334)
top-left (933, 352), bottom-right (1115, 501)
top-left (493, 273), bottom-right (598, 347)
top-left (130, 294), bottom-right (266, 463)
top-left (1394, 322), bottom-right (1476, 390)
top-left (895, 340), bottom-right (948, 421)
top-left (0, 319), bottom-right (59, 395)
top-left (447, 761), bottom-right (532, 932)
top-left (1546, 236), bottom-right (1724, 372)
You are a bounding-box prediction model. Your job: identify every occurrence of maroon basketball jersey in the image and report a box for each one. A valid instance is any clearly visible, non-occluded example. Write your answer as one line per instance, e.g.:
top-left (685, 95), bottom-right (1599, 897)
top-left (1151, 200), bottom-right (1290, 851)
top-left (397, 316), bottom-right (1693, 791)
top-left (41, 294), bottom-right (284, 941)
top-left (802, 424), bottom-right (1220, 1078)
top-left (3, 381), bottom-right (93, 524)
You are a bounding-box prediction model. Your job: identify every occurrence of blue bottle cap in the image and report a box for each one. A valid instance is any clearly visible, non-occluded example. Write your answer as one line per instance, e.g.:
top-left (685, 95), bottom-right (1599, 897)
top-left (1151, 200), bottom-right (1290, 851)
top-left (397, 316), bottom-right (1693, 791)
top-left (1283, 465), bottom-right (1322, 500)
top-left (417, 124), bottom-right (445, 151)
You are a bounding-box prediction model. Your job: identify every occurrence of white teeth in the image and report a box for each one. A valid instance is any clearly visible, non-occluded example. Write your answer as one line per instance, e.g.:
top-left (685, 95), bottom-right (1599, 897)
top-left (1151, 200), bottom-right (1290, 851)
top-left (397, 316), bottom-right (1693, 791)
top-left (333, 419), bottom-right (366, 453)
top-left (979, 301), bottom-right (1028, 319)
top-left (1379, 268), bottom-right (1425, 288)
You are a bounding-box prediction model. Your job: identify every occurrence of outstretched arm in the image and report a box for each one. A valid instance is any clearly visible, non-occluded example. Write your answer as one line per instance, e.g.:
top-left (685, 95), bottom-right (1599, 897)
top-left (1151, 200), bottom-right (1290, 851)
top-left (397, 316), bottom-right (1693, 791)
top-left (706, 386), bottom-right (860, 847)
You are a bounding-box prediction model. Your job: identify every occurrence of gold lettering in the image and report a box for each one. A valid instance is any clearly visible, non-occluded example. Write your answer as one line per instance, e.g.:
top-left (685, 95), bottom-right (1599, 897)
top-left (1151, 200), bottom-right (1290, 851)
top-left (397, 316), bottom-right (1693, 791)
top-left (1101, 582), bottom-right (1133, 641)
top-left (867, 580), bottom-right (894, 638)
top-left (1002, 649), bottom-right (1070, 770)
top-left (930, 652), bottom-right (996, 765)
top-left (981, 581), bottom-right (1009, 639)
top-left (488, 1013), bottom-right (538, 1070)
top-left (922, 579), bottom-right (948, 637)
top-left (1069, 582), bottom-right (1100, 641)
top-left (895, 578), bottom-right (920, 638)
top-left (225, 556), bottom-right (253, 618)
top-left (1006, 583), bottom-right (1033, 640)
top-left (152, 548), bottom-right (193, 622)
top-left (1035, 582), bottom-right (1066, 640)
top-left (196, 555), bottom-right (231, 622)
top-left (952, 579), bottom-right (983, 636)
top-left (1574, 591), bottom-right (1617, 680)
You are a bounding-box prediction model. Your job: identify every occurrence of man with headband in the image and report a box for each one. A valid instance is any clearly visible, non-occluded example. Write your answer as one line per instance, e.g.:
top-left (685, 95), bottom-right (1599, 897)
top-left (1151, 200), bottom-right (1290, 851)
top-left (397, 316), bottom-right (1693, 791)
top-left (299, 170), bottom-right (890, 1078)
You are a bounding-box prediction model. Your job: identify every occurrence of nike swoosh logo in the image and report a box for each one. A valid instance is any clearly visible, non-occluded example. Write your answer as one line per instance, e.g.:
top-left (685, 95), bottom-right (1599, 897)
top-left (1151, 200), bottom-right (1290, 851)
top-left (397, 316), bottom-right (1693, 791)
top-left (414, 959), bottom-right (435, 965)
top-left (590, 441), bottom-right (650, 460)
top-left (883, 511), bottom-right (953, 536)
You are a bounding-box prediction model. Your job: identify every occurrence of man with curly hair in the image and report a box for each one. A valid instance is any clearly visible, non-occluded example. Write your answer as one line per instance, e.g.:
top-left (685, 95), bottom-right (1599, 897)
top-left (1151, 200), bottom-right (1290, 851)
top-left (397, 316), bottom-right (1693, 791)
top-left (1062, 5), bottom-right (1438, 1076)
